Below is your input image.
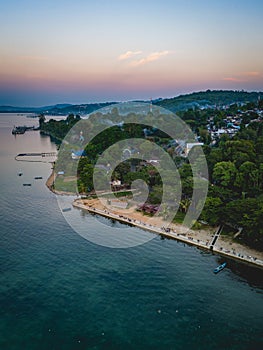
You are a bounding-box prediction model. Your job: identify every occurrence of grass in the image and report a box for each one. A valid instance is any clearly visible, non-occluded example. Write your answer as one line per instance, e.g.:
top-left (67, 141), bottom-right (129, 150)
top-left (54, 177), bottom-right (77, 193)
top-left (172, 212), bottom-right (185, 224)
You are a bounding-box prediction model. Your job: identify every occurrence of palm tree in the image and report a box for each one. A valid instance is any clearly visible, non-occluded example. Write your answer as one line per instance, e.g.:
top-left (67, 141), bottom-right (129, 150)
top-left (179, 198), bottom-right (191, 213)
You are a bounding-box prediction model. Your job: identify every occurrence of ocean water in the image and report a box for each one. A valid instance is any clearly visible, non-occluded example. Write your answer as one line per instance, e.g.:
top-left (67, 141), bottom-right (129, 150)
top-left (0, 114), bottom-right (262, 350)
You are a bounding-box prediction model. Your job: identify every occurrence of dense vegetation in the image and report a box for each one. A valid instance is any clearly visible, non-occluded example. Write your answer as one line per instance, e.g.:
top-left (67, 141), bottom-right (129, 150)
top-left (2, 89), bottom-right (262, 114)
top-left (40, 92), bottom-right (263, 250)
top-left (202, 123), bottom-right (263, 249)
top-left (39, 114), bottom-right (81, 141)
top-left (155, 89), bottom-right (263, 112)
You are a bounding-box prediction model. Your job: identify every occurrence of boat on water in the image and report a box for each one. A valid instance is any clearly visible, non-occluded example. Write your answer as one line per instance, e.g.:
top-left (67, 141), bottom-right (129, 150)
top-left (12, 125), bottom-right (38, 135)
top-left (12, 126), bottom-right (26, 134)
top-left (34, 176), bottom-right (43, 180)
top-left (62, 207), bottom-right (72, 212)
top-left (214, 262), bottom-right (227, 274)
top-left (23, 183), bottom-right (32, 186)
top-left (18, 171), bottom-right (23, 176)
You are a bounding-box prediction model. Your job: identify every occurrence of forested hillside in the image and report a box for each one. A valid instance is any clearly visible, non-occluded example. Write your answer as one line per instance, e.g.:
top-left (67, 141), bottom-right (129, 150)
top-left (40, 96), bottom-right (263, 250)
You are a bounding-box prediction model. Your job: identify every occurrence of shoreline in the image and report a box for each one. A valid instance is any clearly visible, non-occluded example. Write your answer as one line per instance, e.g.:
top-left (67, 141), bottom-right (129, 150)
top-left (72, 198), bottom-right (263, 269)
top-left (45, 169), bottom-right (263, 269)
top-left (45, 166), bottom-right (55, 191)
top-left (45, 167), bottom-right (77, 196)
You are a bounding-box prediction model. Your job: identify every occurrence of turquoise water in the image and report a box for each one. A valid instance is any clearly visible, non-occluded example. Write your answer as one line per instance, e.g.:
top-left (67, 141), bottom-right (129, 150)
top-left (0, 114), bottom-right (262, 350)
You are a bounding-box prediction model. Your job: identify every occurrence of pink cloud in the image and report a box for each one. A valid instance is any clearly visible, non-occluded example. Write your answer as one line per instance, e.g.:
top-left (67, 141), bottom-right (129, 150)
top-left (130, 51), bottom-right (170, 67)
top-left (223, 77), bottom-right (246, 82)
top-left (241, 71), bottom-right (261, 77)
top-left (118, 51), bottom-right (142, 60)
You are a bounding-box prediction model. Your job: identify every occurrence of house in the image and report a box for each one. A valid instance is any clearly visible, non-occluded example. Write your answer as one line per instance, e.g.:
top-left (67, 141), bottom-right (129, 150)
top-left (71, 149), bottom-right (86, 160)
top-left (185, 142), bottom-right (204, 155)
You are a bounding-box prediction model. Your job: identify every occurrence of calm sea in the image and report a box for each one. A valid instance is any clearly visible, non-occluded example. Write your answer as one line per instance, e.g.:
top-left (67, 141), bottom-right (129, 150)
top-left (0, 113), bottom-right (262, 350)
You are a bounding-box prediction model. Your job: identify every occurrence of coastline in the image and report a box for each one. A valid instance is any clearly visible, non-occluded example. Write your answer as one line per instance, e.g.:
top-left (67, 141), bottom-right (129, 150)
top-left (45, 167), bottom-right (77, 196)
top-left (45, 166), bottom-right (55, 191)
top-left (72, 198), bottom-right (263, 269)
top-left (45, 169), bottom-right (263, 269)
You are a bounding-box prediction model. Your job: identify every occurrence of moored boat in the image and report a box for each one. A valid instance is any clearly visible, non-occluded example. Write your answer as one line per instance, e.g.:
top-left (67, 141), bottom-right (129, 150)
top-left (12, 126), bottom-right (26, 134)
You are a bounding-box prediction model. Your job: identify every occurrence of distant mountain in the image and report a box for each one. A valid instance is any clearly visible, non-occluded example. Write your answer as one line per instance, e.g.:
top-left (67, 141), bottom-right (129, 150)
top-left (0, 104), bottom-right (73, 113)
top-left (0, 102), bottom-right (116, 114)
top-left (1, 90), bottom-right (262, 114)
top-left (47, 102), bottom-right (117, 115)
top-left (0, 105), bottom-right (38, 113)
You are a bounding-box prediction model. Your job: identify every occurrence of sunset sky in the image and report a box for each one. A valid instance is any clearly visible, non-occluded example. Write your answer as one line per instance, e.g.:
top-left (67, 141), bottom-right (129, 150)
top-left (1, 0), bottom-right (263, 106)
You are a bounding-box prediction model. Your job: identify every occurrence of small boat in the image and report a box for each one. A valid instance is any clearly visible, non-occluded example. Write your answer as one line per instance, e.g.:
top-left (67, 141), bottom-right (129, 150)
top-left (18, 171), bottom-right (23, 176)
top-left (34, 176), bottom-right (43, 180)
top-left (23, 183), bottom-right (32, 186)
top-left (214, 262), bottom-right (226, 274)
top-left (62, 207), bottom-right (72, 212)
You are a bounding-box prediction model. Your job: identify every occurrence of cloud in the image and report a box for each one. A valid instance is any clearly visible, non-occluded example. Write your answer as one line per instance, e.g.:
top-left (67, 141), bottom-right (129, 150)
top-left (130, 51), bottom-right (170, 67)
top-left (118, 51), bottom-right (142, 60)
top-left (223, 77), bottom-right (245, 82)
top-left (241, 71), bottom-right (261, 77)
top-left (223, 71), bottom-right (262, 83)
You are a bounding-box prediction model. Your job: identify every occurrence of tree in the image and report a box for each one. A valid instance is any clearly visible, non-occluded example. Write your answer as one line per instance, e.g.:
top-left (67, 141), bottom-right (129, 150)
top-left (38, 114), bottom-right (46, 127)
top-left (78, 164), bottom-right (94, 192)
top-left (212, 161), bottom-right (237, 188)
top-left (179, 198), bottom-right (191, 213)
top-left (223, 140), bottom-right (255, 164)
top-left (222, 198), bottom-right (263, 249)
top-left (201, 197), bottom-right (222, 225)
top-left (235, 161), bottom-right (258, 193)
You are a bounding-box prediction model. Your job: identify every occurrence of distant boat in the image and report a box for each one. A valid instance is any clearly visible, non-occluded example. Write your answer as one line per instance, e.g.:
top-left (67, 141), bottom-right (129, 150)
top-left (18, 171), bottom-right (23, 176)
top-left (23, 183), bottom-right (32, 186)
top-left (62, 207), bottom-right (72, 212)
top-left (34, 176), bottom-right (43, 180)
top-left (12, 126), bottom-right (26, 134)
top-left (214, 262), bottom-right (226, 274)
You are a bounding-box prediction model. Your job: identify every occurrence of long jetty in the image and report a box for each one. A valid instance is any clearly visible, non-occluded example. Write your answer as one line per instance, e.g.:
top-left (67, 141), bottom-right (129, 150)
top-left (16, 152), bottom-right (57, 157)
top-left (15, 152), bottom-right (57, 163)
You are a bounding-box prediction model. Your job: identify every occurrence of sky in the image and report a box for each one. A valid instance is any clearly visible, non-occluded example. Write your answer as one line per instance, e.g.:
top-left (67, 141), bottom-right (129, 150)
top-left (0, 0), bottom-right (263, 106)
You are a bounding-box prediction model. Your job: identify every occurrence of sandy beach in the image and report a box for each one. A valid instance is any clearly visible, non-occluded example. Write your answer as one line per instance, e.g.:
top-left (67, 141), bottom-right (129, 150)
top-left (72, 197), bottom-right (263, 268)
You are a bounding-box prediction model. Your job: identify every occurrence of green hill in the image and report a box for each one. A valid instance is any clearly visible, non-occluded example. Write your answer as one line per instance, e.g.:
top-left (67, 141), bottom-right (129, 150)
top-left (155, 90), bottom-right (263, 112)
